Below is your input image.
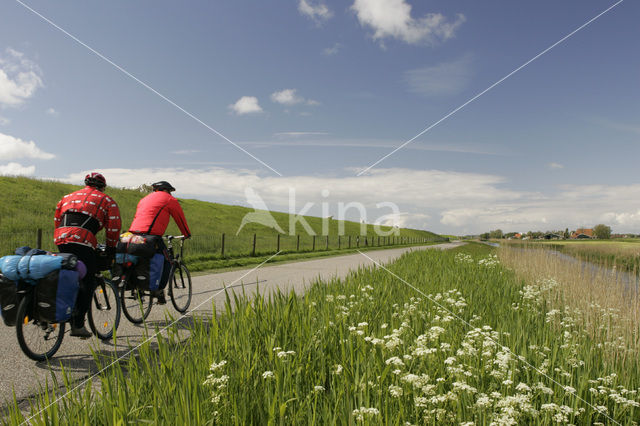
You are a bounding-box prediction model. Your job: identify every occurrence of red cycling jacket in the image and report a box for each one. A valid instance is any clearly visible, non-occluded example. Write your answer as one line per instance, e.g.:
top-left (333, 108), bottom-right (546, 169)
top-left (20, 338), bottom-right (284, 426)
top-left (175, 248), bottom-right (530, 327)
top-left (129, 191), bottom-right (191, 237)
top-left (54, 186), bottom-right (122, 248)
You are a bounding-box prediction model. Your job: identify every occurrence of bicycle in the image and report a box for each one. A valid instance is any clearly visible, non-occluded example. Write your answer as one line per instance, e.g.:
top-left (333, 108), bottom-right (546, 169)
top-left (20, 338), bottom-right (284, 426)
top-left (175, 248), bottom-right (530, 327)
top-left (15, 247), bottom-right (121, 362)
top-left (164, 235), bottom-right (192, 313)
top-left (117, 235), bottom-right (192, 324)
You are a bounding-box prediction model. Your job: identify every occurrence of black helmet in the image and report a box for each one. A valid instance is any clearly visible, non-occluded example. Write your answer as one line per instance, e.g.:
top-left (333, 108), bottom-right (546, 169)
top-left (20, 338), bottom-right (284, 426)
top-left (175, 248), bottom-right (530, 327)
top-left (85, 172), bottom-right (106, 190)
top-left (152, 181), bottom-right (175, 192)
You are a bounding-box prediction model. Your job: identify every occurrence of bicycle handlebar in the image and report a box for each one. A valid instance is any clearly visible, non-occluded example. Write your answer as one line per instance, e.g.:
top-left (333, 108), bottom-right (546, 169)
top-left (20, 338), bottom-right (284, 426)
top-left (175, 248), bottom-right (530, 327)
top-left (165, 235), bottom-right (186, 241)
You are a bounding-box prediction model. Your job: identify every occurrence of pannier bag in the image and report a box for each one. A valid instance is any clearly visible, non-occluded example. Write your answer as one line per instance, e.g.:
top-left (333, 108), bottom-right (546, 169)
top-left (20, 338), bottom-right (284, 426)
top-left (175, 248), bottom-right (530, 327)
top-left (118, 232), bottom-right (160, 258)
top-left (132, 253), bottom-right (164, 291)
top-left (0, 274), bottom-right (18, 326)
top-left (35, 269), bottom-right (80, 323)
top-left (0, 253), bottom-right (78, 284)
top-left (115, 253), bottom-right (139, 265)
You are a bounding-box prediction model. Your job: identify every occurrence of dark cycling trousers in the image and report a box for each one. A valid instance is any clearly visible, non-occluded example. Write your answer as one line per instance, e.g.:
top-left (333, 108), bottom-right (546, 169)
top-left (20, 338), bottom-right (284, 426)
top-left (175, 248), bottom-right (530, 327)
top-left (57, 243), bottom-right (97, 328)
top-left (155, 239), bottom-right (172, 290)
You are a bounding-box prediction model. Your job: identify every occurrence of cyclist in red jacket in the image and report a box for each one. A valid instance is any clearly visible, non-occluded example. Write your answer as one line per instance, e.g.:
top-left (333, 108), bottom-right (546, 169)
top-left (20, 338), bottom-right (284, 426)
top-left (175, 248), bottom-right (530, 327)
top-left (54, 172), bottom-right (121, 338)
top-left (129, 181), bottom-right (191, 304)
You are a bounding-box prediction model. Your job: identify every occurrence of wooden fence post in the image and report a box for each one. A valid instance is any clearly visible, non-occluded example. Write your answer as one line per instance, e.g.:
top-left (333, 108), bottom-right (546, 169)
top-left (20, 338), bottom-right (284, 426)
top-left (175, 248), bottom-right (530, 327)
top-left (221, 233), bottom-right (225, 257)
top-left (36, 228), bottom-right (42, 249)
top-left (348, 235), bottom-right (351, 249)
top-left (297, 235), bottom-right (300, 251)
top-left (252, 233), bottom-right (257, 256)
top-left (312, 235), bottom-right (316, 251)
top-left (326, 235), bottom-right (329, 250)
top-left (356, 236), bottom-right (360, 248)
top-left (277, 234), bottom-right (280, 252)
top-left (377, 236), bottom-right (380, 246)
top-left (338, 236), bottom-right (341, 249)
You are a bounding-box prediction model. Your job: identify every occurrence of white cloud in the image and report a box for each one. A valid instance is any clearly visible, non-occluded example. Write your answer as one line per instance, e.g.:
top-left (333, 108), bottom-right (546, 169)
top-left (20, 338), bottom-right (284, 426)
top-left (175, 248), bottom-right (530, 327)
top-left (351, 0), bottom-right (466, 46)
top-left (60, 167), bottom-right (640, 235)
top-left (271, 89), bottom-right (303, 105)
top-left (0, 48), bottom-right (43, 107)
top-left (274, 132), bottom-right (330, 138)
top-left (229, 96), bottom-right (263, 115)
top-left (0, 162), bottom-right (35, 176)
top-left (298, 0), bottom-right (333, 23)
top-left (271, 89), bottom-right (319, 107)
top-left (46, 107), bottom-right (59, 116)
top-left (548, 162), bottom-right (564, 169)
top-left (323, 43), bottom-right (343, 56)
top-left (245, 137), bottom-right (506, 156)
top-left (63, 167), bottom-right (520, 232)
top-left (0, 132), bottom-right (55, 161)
top-left (404, 54), bottom-right (472, 96)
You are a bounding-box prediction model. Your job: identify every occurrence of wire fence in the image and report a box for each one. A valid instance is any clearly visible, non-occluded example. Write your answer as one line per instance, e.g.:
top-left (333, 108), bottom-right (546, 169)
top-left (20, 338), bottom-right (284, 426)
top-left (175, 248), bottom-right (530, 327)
top-left (0, 229), bottom-right (446, 259)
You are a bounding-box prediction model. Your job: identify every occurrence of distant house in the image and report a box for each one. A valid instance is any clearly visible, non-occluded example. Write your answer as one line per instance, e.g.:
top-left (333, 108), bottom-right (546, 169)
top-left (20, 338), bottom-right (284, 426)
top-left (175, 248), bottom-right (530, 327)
top-left (543, 233), bottom-right (563, 240)
top-left (612, 233), bottom-right (633, 239)
top-left (514, 233), bottom-right (522, 239)
top-left (570, 228), bottom-right (594, 239)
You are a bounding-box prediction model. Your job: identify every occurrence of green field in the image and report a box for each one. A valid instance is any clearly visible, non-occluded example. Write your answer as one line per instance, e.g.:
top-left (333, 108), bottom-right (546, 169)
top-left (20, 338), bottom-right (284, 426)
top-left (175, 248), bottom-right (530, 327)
top-left (6, 243), bottom-right (638, 424)
top-left (0, 177), bottom-right (446, 270)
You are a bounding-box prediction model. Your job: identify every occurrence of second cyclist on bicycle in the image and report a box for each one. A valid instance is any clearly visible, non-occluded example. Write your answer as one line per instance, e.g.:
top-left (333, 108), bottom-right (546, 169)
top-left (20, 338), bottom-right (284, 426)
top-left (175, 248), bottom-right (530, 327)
top-left (128, 181), bottom-right (191, 304)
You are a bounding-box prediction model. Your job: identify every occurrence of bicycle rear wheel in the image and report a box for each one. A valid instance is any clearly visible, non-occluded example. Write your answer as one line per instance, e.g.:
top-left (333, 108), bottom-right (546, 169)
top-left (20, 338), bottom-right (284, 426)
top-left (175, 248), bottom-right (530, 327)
top-left (121, 285), bottom-right (153, 324)
top-left (88, 278), bottom-right (121, 340)
top-left (169, 262), bottom-right (192, 313)
top-left (16, 296), bottom-right (65, 362)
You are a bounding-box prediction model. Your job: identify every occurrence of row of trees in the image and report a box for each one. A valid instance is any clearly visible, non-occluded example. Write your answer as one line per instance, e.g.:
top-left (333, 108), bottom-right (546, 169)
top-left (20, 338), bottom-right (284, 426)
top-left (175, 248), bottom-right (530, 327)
top-left (481, 224), bottom-right (613, 240)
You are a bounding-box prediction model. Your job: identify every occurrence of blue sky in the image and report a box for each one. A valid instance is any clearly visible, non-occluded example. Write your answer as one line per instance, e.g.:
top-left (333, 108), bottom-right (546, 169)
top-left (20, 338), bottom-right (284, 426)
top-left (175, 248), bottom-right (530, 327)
top-left (0, 0), bottom-right (638, 235)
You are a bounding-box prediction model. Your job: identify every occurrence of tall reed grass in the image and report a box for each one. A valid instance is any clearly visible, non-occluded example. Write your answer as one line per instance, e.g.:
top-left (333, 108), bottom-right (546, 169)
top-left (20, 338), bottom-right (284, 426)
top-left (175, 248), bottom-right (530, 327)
top-left (498, 244), bottom-right (640, 362)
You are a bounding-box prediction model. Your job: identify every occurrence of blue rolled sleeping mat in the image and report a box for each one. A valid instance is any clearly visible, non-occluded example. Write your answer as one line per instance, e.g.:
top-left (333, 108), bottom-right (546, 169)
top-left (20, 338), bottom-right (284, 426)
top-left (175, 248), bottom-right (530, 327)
top-left (0, 252), bottom-right (78, 284)
top-left (0, 248), bottom-right (81, 324)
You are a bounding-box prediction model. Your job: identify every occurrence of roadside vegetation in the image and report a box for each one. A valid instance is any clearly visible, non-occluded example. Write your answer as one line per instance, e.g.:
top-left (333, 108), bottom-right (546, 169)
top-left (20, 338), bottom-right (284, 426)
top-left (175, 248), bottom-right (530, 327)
top-left (501, 239), bottom-right (640, 276)
top-left (0, 176), bottom-right (446, 270)
top-left (499, 244), bottom-right (640, 360)
top-left (5, 243), bottom-right (639, 424)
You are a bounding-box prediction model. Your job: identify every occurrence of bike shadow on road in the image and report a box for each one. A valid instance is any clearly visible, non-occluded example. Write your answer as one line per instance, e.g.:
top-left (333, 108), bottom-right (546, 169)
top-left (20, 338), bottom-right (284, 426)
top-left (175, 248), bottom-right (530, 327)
top-left (35, 313), bottom-right (217, 375)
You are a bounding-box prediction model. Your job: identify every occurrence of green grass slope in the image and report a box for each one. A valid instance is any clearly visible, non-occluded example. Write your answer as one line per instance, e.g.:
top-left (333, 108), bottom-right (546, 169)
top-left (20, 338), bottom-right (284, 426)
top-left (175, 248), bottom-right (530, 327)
top-left (0, 177), bottom-right (445, 260)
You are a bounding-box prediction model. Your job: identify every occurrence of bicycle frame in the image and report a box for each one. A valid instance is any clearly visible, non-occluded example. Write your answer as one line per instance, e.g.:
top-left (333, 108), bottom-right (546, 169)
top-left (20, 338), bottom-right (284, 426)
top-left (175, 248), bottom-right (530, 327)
top-left (164, 235), bottom-right (185, 276)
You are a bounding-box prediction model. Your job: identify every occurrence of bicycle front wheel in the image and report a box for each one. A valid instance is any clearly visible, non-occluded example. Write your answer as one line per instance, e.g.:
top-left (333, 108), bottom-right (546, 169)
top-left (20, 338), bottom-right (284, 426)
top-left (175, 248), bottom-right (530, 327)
top-left (16, 296), bottom-right (65, 362)
top-left (88, 278), bottom-right (121, 340)
top-left (169, 262), bottom-right (192, 313)
top-left (121, 285), bottom-right (153, 324)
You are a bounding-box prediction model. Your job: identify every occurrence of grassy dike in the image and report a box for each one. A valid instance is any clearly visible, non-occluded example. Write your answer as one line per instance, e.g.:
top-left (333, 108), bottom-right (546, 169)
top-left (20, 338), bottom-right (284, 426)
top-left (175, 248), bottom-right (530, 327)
top-left (5, 243), bottom-right (639, 424)
top-left (0, 177), bottom-right (446, 269)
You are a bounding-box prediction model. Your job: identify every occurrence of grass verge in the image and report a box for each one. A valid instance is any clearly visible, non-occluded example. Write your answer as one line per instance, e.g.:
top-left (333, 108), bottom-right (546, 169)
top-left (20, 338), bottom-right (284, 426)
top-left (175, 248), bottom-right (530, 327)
top-left (188, 242), bottom-right (441, 273)
top-left (4, 243), bottom-right (639, 424)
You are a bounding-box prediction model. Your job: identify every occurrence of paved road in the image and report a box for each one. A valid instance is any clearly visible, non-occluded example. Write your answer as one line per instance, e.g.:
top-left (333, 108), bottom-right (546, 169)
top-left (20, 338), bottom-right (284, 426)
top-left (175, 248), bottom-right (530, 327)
top-left (0, 242), bottom-right (463, 408)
